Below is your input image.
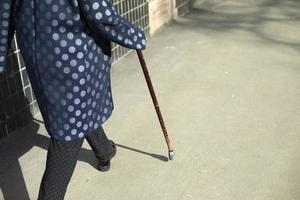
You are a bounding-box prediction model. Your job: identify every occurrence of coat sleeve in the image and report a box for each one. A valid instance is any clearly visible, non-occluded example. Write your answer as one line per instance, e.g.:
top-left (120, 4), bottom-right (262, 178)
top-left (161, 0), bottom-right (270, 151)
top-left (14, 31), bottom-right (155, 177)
top-left (78, 0), bottom-right (146, 50)
top-left (0, 0), bottom-right (16, 74)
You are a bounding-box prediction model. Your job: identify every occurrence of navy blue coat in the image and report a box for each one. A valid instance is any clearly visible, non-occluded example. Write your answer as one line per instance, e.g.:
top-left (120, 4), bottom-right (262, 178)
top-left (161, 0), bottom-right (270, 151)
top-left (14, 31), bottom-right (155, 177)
top-left (0, 0), bottom-right (146, 141)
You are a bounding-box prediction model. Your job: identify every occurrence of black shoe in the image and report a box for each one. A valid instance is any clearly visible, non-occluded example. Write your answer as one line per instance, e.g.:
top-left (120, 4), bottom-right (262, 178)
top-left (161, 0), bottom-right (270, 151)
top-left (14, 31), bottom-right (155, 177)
top-left (97, 140), bottom-right (116, 172)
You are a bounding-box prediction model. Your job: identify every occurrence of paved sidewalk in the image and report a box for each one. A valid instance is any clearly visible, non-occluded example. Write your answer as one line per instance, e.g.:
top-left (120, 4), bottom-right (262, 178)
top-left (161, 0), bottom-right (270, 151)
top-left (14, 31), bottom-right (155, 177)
top-left (1, 0), bottom-right (300, 199)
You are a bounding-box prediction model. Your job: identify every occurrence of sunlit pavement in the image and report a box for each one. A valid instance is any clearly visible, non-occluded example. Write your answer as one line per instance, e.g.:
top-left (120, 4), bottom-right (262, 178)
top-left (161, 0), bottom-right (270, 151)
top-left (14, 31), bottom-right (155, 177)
top-left (1, 1), bottom-right (300, 199)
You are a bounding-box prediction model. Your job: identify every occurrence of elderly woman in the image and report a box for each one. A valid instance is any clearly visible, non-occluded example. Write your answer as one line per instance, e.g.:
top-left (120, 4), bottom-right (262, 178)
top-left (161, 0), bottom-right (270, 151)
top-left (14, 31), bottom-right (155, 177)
top-left (0, 0), bottom-right (146, 199)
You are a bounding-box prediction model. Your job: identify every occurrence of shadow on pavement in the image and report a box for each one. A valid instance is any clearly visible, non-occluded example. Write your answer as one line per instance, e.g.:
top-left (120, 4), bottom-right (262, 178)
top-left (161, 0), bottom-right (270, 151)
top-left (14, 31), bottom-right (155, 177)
top-left (0, 118), bottom-right (167, 199)
top-left (175, 0), bottom-right (300, 51)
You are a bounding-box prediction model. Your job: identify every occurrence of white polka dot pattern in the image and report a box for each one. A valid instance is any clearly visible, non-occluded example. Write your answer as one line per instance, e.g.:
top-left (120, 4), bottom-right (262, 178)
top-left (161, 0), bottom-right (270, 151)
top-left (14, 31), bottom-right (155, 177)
top-left (0, 0), bottom-right (16, 73)
top-left (0, 0), bottom-right (147, 141)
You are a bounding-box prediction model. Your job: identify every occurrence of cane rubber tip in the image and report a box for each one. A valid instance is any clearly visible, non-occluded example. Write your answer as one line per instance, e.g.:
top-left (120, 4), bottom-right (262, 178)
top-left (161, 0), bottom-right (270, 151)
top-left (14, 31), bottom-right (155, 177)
top-left (168, 150), bottom-right (175, 160)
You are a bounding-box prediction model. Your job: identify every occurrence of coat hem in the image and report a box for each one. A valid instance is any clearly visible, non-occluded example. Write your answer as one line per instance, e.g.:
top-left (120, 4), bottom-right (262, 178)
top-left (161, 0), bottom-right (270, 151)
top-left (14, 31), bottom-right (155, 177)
top-left (50, 106), bottom-right (114, 142)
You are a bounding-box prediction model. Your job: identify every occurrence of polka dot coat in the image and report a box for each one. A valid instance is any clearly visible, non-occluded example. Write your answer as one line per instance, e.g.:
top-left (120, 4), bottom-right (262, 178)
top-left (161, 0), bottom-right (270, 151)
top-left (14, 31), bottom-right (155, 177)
top-left (0, 0), bottom-right (146, 141)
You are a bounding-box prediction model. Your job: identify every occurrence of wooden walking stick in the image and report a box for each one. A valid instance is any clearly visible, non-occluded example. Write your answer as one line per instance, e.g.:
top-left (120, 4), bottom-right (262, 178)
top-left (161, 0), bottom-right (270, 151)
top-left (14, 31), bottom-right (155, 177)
top-left (136, 50), bottom-right (175, 160)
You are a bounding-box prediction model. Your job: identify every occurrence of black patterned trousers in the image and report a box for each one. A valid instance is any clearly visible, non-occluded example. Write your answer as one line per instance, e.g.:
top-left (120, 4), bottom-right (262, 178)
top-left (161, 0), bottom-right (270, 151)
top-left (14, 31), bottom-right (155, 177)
top-left (37, 125), bottom-right (113, 200)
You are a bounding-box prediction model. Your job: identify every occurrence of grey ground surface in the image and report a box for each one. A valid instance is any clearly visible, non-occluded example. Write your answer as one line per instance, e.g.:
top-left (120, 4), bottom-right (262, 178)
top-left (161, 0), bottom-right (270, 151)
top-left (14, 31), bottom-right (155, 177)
top-left (1, 0), bottom-right (300, 199)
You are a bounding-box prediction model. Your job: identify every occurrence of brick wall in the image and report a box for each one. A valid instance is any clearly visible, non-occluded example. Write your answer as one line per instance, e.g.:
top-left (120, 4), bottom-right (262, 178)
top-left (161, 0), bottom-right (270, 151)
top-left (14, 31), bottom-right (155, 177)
top-left (148, 0), bottom-right (194, 35)
top-left (149, 0), bottom-right (172, 35)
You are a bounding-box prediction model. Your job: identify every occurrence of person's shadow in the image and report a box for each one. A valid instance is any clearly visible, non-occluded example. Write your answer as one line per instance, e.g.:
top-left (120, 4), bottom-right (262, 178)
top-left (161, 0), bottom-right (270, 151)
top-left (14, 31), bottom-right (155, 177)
top-left (0, 112), bottom-right (168, 200)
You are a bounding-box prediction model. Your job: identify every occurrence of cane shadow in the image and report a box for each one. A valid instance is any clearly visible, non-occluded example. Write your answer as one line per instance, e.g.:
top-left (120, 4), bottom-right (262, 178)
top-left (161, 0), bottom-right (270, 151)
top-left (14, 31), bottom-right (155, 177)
top-left (115, 143), bottom-right (169, 162)
top-left (78, 141), bottom-right (169, 171)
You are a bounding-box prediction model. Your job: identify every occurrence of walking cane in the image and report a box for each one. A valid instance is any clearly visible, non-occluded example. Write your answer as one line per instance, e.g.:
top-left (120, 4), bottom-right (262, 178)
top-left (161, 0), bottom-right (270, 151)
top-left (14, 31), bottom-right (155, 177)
top-left (136, 50), bottom-right (175, 161)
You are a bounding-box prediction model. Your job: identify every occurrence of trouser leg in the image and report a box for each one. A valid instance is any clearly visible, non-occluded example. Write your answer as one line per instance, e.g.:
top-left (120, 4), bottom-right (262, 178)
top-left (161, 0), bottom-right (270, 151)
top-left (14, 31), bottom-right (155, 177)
top-left (37, 137), bottom-right (84, 200)
top-left (85, 126), bottom-right (114, 160)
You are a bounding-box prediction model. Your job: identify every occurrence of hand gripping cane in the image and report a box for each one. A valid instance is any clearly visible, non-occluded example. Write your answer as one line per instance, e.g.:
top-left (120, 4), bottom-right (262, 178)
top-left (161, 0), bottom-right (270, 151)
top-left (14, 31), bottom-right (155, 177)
top-left (136, 50), bottom-right (175, 160)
